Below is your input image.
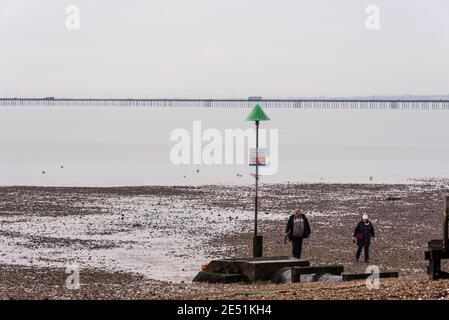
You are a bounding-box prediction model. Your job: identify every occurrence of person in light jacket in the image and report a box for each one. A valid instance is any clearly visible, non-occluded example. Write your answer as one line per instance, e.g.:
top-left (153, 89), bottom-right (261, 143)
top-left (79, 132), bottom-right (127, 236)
top-left (285, 207), bottom-right (311, 259)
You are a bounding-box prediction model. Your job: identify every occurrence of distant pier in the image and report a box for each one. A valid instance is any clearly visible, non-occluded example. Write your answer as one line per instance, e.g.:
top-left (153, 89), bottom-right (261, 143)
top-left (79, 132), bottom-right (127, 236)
top-left (1, 98), bottom-right (449, 110)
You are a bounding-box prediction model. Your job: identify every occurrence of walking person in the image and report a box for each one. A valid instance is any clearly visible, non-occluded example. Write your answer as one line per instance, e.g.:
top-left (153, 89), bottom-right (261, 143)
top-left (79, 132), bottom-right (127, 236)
top-left (285, 207), bottom-right (311, 259)
top-left (353, 214), bottom-right (375, 263)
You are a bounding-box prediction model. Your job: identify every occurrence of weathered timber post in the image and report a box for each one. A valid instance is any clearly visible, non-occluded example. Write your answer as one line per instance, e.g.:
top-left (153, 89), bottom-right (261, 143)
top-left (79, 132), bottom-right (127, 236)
top-left (444, 196), bottom-right (449, 252)
top-left (429, 249), bottom-right (442, 280)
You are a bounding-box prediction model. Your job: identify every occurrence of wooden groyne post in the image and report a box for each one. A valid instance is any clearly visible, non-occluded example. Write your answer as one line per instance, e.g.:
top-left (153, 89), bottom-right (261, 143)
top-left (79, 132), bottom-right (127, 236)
top-left (444, 196), bottom-right (449, 252)
top-left (425, 196), bottom-right (449, 279)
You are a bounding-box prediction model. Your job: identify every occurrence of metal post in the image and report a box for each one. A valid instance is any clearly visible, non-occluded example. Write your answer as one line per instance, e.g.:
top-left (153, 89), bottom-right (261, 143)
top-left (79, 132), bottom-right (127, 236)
top-left (444, 196), bottom-right (449, 252)
top-left (255, 120), bottom-right (259, 236)
top-left (253, 120), bottom-right (263, 257)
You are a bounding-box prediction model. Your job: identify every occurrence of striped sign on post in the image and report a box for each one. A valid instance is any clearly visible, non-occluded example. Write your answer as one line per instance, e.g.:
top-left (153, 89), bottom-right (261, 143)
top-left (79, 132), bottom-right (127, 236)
top-left (249, 148), bottom-right (266, 167)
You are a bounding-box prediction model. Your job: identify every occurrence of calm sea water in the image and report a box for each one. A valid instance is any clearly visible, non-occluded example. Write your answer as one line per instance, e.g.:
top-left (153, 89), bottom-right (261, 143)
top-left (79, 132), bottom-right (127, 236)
top-left (1, 106), bottom-right (448, 186)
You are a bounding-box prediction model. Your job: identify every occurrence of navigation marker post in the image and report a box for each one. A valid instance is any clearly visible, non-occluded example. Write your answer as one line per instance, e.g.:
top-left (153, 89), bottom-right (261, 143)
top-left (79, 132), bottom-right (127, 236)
top-left (246, 104), bottom-right (270, 258)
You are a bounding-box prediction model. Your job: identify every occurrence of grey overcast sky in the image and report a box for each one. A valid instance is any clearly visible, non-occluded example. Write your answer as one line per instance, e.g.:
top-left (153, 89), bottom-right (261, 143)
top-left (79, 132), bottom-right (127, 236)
top-left (0, 0), bottom-right (448, 98)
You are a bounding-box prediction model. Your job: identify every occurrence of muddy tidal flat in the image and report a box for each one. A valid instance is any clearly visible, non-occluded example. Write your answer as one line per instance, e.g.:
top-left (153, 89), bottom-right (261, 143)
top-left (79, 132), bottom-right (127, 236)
top-left (1, 182), bottom-right (449, 300)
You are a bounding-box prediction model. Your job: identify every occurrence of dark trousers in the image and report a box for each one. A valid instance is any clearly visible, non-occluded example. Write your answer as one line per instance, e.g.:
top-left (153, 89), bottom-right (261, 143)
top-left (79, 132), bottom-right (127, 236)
top-left (356, 243), bottom-right (370, 262)
top-left (292, 237), bottom-right (304, 259)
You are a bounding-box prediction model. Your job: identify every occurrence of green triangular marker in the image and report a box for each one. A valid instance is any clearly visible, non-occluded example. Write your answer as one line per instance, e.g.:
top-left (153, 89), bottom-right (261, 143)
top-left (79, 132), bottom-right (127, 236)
top-left (245, 104), bottom-right (270, 122)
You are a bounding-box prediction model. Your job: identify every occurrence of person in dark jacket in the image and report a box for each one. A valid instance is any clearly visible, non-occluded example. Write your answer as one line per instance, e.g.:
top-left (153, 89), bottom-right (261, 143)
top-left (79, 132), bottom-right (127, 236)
top-left (285, 208), bottom-right (311, 259)
top-left (353, 214), bottom-right (375, 263)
